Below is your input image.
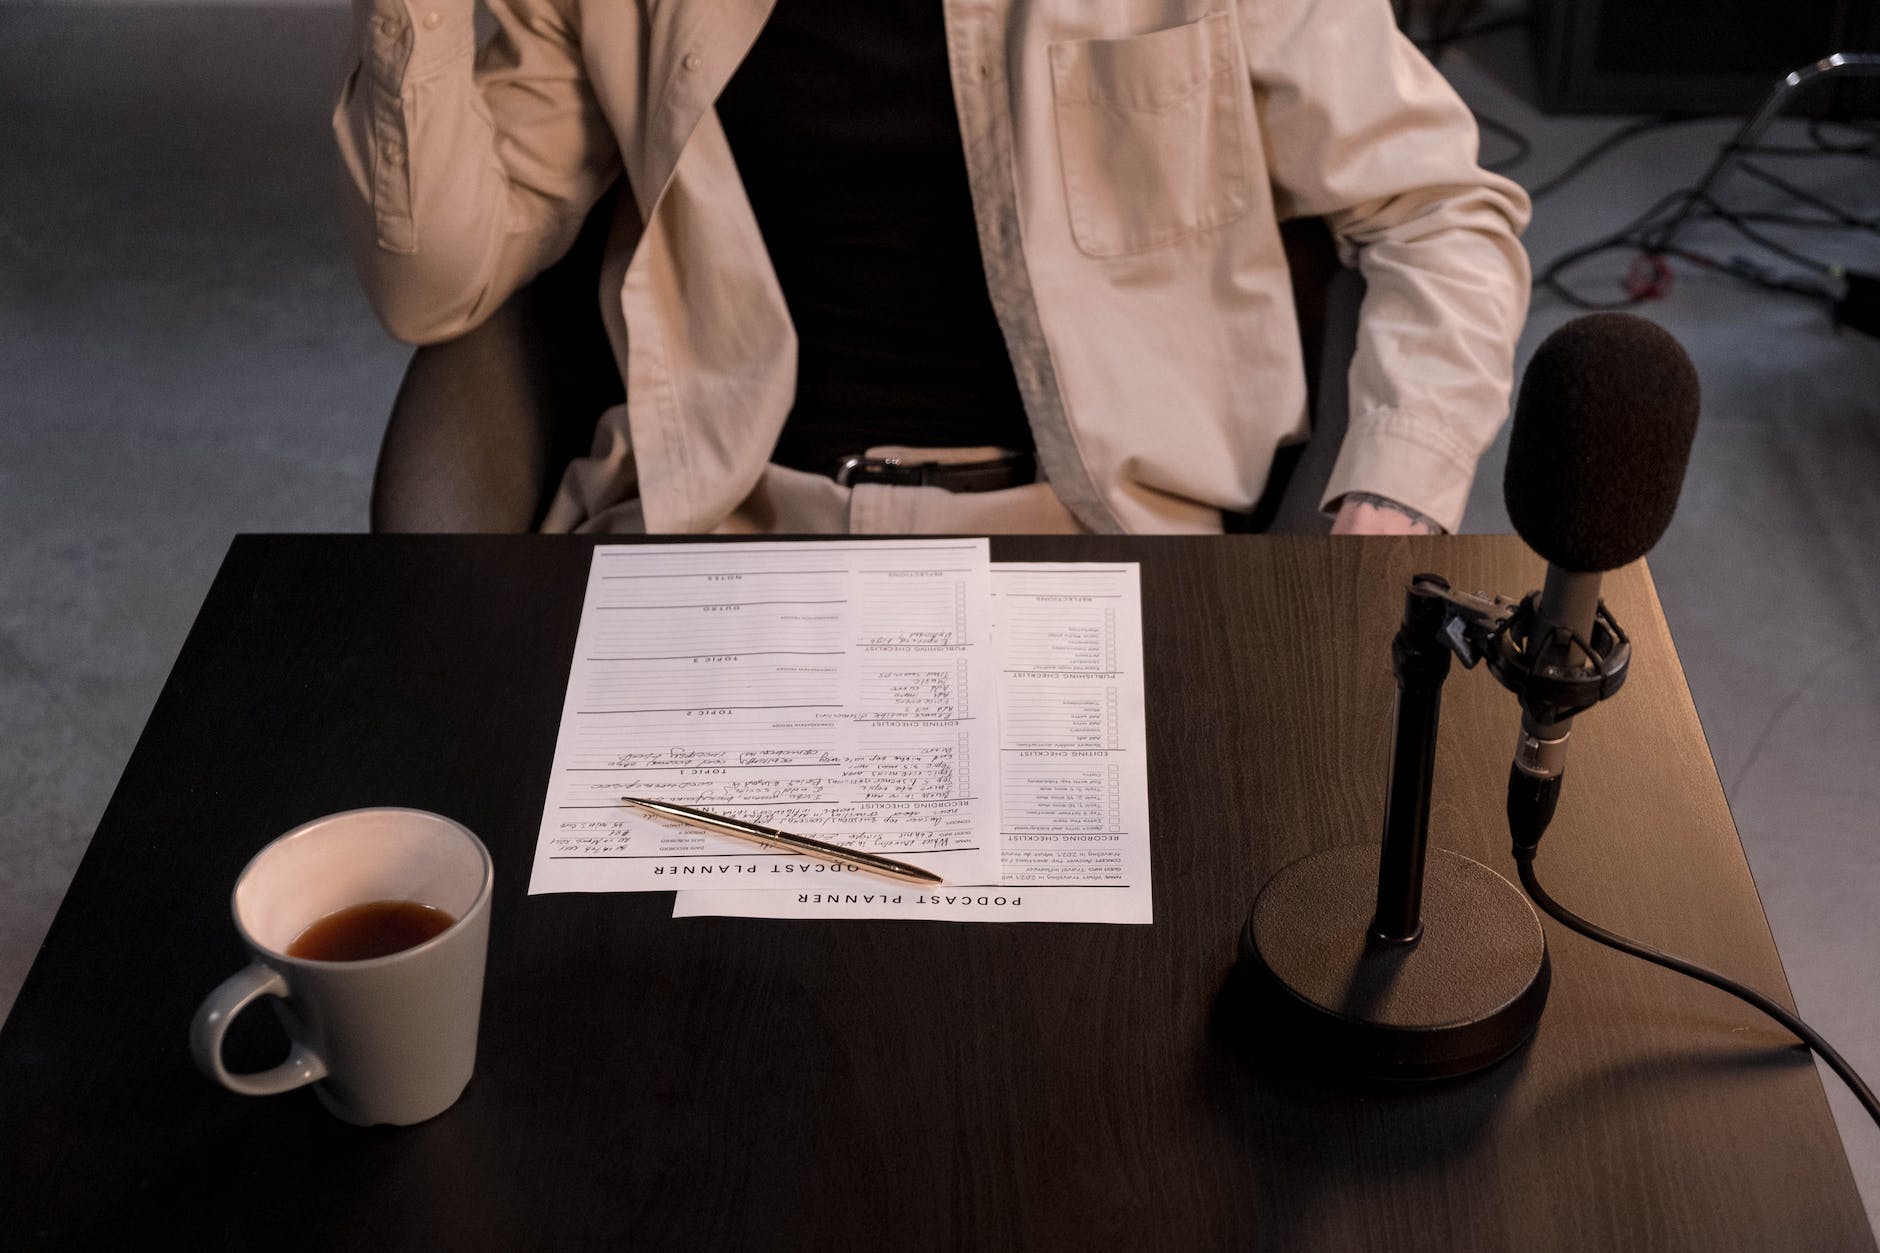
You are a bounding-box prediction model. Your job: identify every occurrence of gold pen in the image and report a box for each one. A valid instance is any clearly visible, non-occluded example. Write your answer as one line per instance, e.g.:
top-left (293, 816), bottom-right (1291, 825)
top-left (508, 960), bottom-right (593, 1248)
top-left (619, 796), bottom-right (945, 886)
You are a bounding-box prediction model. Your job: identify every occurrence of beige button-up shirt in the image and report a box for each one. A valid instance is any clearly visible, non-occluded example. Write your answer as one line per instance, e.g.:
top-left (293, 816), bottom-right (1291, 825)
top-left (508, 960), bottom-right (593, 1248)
top-left (334, 0), bottom-right (1530, 534)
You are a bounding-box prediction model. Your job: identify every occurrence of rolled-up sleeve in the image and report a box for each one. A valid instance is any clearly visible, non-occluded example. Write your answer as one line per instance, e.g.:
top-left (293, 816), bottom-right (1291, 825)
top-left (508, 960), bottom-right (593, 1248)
top-left (333, 0), bottom-right (624, 344)
top-left (1241, 0), bottom-right (1531, 533)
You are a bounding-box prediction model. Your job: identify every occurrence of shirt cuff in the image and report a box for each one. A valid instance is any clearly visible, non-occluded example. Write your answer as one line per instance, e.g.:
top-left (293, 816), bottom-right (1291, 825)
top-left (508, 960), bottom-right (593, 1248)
top-left (1319, 407), bottom-right (1480, 535)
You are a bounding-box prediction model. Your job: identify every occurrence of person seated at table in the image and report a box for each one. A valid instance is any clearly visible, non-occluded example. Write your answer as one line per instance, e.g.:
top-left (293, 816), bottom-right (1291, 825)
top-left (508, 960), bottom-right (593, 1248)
top-left (333, 0), bottom-right (1529, 537)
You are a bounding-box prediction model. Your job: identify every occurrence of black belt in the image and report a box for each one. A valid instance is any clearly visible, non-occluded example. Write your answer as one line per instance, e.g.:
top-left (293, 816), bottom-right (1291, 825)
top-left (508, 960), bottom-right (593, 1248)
top-left (832, 451), bottom-right (1038, 492)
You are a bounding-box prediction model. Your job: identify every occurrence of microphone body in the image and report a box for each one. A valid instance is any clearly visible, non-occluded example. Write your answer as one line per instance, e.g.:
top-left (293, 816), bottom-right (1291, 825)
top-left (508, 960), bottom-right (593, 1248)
top-left (1501, 313), bottom-right (1702, 848)
top-left (1506, 566), bottom-right (1601, 848)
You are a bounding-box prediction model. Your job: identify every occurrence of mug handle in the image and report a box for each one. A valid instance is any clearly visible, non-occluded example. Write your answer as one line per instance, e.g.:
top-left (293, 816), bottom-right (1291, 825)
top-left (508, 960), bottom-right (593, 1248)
top-left (190, 962), bottom-right (329, 1096)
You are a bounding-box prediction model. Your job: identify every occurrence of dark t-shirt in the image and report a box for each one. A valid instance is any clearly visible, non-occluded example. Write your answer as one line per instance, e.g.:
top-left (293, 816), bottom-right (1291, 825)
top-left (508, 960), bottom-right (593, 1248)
top-left (714, 0), bottom-right (1035, 475)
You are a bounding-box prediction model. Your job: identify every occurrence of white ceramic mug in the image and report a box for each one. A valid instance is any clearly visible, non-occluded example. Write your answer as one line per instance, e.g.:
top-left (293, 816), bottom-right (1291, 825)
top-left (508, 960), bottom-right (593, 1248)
top-left (190, 808), bottom-right (494, 1126)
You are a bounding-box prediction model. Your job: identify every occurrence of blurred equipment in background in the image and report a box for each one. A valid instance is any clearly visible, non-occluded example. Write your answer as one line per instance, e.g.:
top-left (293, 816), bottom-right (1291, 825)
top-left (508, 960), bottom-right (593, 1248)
top-left (1533, 54), bottom-right (1880, 324)
top-left (1532, 0), bottom-right (1880, 115)
top-left (1394, 0), bottom-right (1507, 51)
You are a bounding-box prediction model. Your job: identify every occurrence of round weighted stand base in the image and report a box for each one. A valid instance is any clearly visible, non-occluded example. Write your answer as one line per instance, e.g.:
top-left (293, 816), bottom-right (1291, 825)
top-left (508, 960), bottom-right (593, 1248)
top-left (1239, 844), bottom-right (1550, 1081)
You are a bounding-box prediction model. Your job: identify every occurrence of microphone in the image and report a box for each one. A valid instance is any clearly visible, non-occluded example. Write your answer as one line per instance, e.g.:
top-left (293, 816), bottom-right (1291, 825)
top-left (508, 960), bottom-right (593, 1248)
top-left (1498, 322), bottom-right (1880, 1133)
top-left (1500, 313), bottom-right (1700, 849)
top-left (1233, 312), bottom-right (1701, 1082)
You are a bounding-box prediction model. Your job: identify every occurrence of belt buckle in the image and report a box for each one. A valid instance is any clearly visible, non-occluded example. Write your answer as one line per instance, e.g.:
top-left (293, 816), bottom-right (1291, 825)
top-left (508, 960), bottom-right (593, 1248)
top-left (834, 455), bottom-right (903, 487)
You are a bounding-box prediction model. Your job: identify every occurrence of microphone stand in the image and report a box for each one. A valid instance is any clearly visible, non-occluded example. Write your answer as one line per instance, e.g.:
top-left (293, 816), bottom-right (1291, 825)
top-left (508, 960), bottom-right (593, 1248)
top-left (1368, 578), bottom-right (1454, 946)
top-left (1240, 573), bottom-right (1627, 1081)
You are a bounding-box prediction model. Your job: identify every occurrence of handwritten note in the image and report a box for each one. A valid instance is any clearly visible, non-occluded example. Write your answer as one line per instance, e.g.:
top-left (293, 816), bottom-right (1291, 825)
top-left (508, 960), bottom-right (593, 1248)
top-left (528, 541), bottom-right (1002, 893)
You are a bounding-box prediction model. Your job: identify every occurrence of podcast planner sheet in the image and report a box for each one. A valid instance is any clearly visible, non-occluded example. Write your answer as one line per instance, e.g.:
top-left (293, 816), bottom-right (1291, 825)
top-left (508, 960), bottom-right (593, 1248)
top-left (528, 540), bottom-right (1002, 893)
top-left (673, 562), bottom-right (1153, 924)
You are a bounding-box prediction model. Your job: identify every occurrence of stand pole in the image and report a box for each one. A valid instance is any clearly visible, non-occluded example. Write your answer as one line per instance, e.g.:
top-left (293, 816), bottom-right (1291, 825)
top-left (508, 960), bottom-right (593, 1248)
top-left (1369, 576), bottom-right (1454, 944)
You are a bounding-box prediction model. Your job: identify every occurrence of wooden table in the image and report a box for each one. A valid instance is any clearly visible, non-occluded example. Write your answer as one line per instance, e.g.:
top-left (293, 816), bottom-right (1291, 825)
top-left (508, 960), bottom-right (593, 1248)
top-left (0, 535), bottom-right (1868, 1251)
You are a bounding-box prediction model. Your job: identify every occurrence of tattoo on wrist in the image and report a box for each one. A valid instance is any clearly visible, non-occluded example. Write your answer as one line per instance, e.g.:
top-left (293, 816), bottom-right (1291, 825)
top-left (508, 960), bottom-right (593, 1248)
top-left (1343, 492), bottom-right (1444, 534)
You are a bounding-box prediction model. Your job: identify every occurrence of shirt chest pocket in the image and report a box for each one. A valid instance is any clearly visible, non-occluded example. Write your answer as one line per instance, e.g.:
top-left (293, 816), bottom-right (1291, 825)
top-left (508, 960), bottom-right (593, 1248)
top-left (1048, 12), bottom-right (1252, 258)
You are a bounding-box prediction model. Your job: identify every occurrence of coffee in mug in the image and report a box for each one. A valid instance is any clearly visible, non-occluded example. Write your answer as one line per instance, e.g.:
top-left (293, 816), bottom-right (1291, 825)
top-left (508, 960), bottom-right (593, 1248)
top-left (286, 901), bottom-right (457, 961)
top-left (190, 808), bottom-right (493, 1126)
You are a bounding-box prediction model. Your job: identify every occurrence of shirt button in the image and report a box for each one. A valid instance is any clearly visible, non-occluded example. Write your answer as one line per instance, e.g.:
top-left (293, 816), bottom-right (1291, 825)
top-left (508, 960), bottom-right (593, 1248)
top-left (376, 15), bottom-right (401, 36)
top-left (422, 10), bottom-right (442, 29)
top-left (681, 52), bottom-right (699, 71)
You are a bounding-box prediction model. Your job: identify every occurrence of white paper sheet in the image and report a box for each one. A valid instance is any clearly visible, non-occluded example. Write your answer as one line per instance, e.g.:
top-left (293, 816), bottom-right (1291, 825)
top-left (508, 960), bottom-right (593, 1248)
top-left (672, 562), bottom-right (1153, 924)
top-left (528, 540), bottom-right (1002, 893)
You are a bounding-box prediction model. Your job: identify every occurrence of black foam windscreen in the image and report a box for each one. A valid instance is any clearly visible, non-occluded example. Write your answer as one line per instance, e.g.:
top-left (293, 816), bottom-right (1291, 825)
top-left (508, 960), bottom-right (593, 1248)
top-left (1503, 313), bottom-right (1701, 572)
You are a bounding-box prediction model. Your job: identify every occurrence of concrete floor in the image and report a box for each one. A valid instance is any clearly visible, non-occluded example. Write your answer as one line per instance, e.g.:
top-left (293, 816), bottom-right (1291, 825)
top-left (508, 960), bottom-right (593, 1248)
top-left (1, 3), bottom-right (1876, 1227)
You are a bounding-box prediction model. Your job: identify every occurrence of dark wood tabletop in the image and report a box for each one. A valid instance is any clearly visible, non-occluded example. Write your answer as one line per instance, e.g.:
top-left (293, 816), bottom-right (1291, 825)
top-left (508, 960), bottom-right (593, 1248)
top-left (0, 535), bottom-right (1868, 1251)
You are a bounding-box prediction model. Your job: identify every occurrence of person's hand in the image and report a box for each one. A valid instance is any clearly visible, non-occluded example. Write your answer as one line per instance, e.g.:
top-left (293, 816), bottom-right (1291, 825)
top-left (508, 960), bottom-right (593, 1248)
top-left (1330, 497), bottom-right (1435, 535)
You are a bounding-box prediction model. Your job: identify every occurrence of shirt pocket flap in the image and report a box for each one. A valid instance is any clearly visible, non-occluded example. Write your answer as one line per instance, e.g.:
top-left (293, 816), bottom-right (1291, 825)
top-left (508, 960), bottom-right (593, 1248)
top-left (1049, 12), bottom-right (1233, 112)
